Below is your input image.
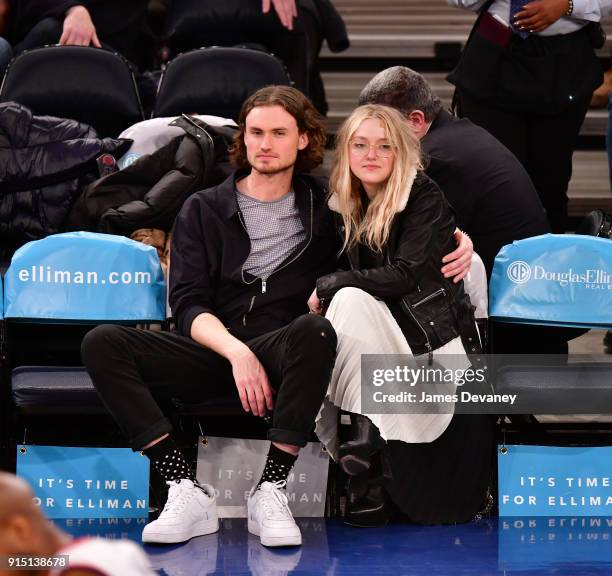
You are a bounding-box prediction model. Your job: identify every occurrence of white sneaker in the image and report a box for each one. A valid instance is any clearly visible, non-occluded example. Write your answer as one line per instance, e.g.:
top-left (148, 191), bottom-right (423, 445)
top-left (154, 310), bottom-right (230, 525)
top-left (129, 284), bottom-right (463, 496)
top-left (142, 479), bottom-right (218, 544)
top-left (247, 480), bottom-right (302, 547)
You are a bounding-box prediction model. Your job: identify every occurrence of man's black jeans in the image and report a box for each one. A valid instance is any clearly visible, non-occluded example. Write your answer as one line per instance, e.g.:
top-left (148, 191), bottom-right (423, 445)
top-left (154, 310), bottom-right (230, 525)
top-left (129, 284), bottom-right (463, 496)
top-left (81, 315), bottom-right (337, 450)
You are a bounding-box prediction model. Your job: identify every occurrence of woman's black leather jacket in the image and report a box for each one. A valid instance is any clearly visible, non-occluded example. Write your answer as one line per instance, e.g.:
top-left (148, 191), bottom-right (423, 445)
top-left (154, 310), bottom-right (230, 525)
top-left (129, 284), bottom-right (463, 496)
top-left (316, 171), bottom-right (475, 359)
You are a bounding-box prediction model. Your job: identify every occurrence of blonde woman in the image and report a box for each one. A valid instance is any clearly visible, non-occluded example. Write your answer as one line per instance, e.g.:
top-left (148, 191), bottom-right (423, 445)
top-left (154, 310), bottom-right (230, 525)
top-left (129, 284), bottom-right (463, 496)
top-left (309, 104), bottom-right (488, 526)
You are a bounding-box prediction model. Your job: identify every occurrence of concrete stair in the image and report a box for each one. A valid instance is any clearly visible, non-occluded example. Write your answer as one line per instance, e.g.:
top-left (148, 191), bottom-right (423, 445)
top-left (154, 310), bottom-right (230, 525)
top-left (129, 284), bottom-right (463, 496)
top-left (322, 0), bottom-right (612, 59)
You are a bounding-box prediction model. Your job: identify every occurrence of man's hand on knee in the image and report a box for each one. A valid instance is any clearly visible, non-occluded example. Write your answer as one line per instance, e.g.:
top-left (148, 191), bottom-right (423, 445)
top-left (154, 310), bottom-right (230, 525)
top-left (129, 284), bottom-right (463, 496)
top-left (229, 344), bottom-right (274, 417)
top-left (60, 6), bottom-right (101, 47)
top-left (441, 228), bottom-right (473, 283)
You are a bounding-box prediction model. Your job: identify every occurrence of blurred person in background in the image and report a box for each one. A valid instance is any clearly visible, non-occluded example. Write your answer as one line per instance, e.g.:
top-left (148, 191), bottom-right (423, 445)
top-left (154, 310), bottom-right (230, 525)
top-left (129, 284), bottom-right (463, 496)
top-left (0, 472), bottom-right (155, 576)
top-left (1, 1), bottom-right (154, 71)
top-left (448, 0), bottom-right (611, 234)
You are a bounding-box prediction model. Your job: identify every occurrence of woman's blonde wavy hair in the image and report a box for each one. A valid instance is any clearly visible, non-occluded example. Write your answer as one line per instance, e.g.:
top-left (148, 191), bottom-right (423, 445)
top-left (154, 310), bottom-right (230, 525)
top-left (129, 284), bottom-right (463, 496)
top-left (331, 104), bottom-right (423, 253)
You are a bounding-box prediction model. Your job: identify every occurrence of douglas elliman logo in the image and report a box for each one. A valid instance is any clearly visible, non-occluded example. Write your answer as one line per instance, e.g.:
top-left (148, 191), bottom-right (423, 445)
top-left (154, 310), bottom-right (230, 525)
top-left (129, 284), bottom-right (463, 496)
top-left (507, 261), bottom-right (531, 284)
top-left (508, 261), bottom-right (612, 288)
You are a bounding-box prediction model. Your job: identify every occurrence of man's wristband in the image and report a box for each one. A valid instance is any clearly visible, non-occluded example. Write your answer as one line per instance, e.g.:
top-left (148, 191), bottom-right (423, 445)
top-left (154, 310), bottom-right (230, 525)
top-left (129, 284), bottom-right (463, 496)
top-left (566, 0), bottom-right (574, 16)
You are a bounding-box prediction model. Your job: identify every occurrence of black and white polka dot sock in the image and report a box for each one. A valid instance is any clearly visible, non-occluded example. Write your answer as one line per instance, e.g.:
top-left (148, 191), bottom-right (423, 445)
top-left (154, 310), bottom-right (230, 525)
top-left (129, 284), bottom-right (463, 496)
top-left (143, 436), bottom-right (195, 483)
top-left (257, 443), bottom-right (297, 488)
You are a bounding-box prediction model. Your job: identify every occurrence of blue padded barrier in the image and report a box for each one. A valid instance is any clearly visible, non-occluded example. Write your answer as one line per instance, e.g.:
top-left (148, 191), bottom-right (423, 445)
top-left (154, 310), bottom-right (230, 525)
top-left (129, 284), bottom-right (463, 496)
top-left (490, 234), bottom-right (612, 329)
top-left (4, 232), bottom-right (166, 322)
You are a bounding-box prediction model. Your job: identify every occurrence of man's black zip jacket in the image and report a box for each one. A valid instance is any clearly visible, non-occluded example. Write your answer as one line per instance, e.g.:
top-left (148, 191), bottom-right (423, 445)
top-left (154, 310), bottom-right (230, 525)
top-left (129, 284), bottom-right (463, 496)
top-left (169, 170), bottom-right (338, 342)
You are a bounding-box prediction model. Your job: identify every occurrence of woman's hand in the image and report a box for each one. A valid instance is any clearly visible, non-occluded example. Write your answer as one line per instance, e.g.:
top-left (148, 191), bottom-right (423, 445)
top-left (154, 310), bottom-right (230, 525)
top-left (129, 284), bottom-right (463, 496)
top-left (441, 229), bottom-right (473, 283)
top-left (514, 0), bottom-right (570, 33)
top-left (307, 288), bottom-right (323, 315)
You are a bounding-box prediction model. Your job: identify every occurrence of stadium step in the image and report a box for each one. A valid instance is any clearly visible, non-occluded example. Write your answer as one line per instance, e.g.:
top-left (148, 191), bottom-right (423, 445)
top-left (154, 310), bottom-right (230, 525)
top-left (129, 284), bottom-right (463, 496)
top-left (321, 0), bottom-right (612, 59)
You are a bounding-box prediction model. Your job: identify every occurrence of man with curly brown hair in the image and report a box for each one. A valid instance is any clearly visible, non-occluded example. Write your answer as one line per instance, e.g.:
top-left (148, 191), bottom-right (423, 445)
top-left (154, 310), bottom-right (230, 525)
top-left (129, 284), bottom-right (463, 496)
top-left (81, 85), bottom-right (339, 548)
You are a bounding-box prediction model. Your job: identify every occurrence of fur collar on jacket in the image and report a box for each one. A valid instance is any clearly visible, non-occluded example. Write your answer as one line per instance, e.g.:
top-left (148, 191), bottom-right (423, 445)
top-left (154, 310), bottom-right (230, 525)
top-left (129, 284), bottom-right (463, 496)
top-left (327, 167), bottom-right (418, 215)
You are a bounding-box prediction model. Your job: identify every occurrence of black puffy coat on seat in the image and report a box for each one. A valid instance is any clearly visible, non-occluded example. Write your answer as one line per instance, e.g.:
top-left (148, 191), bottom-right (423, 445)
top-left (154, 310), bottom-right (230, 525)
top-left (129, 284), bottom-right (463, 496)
top-left (65, 116), bottom-right (237, 235)
top-left (0, 102), bottom-right (130, 256)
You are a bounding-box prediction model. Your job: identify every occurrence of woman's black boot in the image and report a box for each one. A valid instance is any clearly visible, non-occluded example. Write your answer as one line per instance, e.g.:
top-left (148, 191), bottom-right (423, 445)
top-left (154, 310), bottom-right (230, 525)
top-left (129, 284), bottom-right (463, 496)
top-left (338, 413), bottom-right (386, 476)
top-left (344, 455), bottom-right (392, 528)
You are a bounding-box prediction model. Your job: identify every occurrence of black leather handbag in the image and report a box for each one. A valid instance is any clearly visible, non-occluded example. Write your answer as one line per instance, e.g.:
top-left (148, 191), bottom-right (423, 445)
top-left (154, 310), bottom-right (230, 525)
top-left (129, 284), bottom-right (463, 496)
top-left (576, 209), bottom-right (612, 239)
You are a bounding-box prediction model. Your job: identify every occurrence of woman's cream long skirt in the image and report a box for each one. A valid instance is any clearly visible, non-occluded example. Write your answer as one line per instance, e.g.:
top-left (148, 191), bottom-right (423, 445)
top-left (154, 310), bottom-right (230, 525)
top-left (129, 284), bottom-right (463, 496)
top-left (315, 287), bottom-right (471, 460)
